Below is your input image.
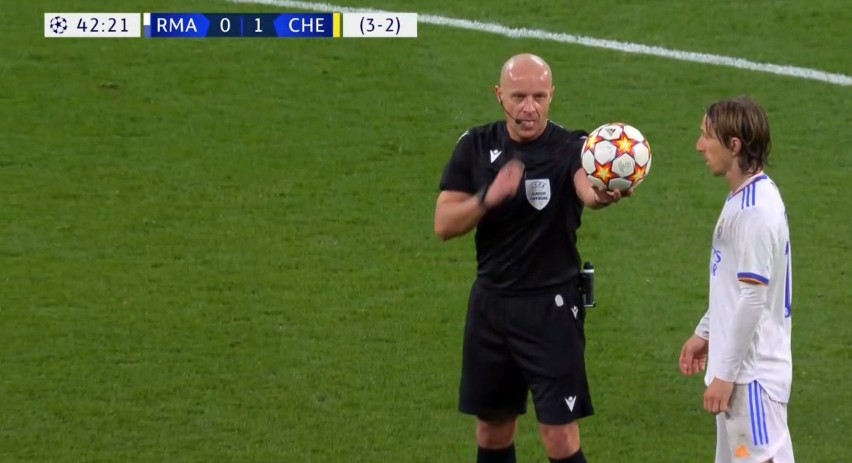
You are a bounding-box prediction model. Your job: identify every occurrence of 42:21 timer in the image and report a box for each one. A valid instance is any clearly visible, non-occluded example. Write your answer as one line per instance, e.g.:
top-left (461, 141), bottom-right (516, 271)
top-left (75, 17), bottom-right (130, 33)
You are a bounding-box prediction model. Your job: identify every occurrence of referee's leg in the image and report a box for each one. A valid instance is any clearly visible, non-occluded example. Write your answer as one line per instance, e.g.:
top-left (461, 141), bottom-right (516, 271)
top-left (507, 283), bottom-right (592, 462)
top-left (459, 282), bottom-right (527, 462)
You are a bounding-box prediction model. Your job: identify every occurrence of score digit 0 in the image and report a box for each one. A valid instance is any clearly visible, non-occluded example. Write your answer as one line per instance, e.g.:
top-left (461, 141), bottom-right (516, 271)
top-left (220, 17), bottom-right (232, 33)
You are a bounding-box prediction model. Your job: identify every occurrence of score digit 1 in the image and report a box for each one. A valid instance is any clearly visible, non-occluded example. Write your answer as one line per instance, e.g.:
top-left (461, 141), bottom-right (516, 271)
top-left (245, 14), bottom-right (278, 37)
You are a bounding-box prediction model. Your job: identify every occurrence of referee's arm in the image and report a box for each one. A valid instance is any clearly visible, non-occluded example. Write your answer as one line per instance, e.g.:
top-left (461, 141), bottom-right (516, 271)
top-left (435, 158), bottom-right (525, 240)
top-left (433, 191), bottom-right (486, 241)
top-left (573, 169), bottom-right (626, 209)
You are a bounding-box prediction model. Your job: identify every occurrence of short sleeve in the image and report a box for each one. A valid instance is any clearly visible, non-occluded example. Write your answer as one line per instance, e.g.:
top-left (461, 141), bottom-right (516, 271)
top-left (438, 130), bottom-right (476, 193)
top-left (566, 132), bottom-right (587, 176)
top-left (735, 210), bottom-right (774, 285)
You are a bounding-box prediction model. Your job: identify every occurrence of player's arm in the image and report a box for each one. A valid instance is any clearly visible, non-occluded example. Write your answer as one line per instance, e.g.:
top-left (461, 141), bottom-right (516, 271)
top-left (715, 211), bottom-right (774, 381)
top-left (715, 282), bottom-right (768, 381)
top-left (695, 310), bottom-right (710, 340)
top-left (679, 309), bottom-right (710, 376)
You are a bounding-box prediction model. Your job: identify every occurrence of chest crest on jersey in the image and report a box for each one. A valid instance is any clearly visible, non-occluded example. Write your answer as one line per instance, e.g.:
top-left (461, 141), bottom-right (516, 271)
top-left (715, 217), bottom-right (725, 239)
top-left (525, 178), bottom-right (551, 210)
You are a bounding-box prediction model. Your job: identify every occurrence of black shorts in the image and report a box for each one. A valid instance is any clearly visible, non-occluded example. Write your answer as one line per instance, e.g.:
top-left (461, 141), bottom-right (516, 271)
top-left (458, 279), bottom-right (593, 425)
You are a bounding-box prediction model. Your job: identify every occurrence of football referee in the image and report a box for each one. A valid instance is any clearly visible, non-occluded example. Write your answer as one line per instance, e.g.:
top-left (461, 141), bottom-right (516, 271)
top-left (433, 53), bottom-right (632, 463)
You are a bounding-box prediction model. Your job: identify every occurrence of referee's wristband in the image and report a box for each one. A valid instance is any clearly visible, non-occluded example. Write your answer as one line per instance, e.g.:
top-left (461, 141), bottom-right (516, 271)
top-left (476, 185), bottom-right (490, 210)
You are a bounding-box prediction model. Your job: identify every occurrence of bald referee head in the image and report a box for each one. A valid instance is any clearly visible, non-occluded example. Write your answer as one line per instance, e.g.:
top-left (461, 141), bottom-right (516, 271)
top-left (495, 53), bottom-right (555, 143)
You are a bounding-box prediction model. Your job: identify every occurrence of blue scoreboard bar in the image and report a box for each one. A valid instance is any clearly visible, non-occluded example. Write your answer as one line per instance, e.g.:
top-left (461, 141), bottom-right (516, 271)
top-left (144, 12), bottom-right (341, 38)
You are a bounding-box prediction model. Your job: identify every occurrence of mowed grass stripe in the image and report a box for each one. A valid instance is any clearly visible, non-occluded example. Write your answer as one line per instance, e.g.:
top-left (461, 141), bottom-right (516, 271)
top-left (226, 0), bottom-right (852, 86)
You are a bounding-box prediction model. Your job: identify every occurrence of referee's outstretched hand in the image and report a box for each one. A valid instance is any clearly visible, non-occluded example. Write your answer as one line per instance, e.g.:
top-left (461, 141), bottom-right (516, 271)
top-left (592, 184), bottom-right (636, 206)
top-left (483, 159), bottom-right (525, 208)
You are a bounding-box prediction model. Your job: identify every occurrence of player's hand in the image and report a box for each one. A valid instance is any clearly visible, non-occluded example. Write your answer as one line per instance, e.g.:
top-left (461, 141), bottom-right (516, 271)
top-left (704, 377), bottom-right (735, 415)
top-left (484, 159), bottom-right (525, 208)
top-left (679, 334), bottom-right (708, 376)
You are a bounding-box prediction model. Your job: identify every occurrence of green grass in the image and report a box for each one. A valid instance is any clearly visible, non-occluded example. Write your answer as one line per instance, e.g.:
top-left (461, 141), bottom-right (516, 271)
top-left (1, 0), bottom-right (850, 461)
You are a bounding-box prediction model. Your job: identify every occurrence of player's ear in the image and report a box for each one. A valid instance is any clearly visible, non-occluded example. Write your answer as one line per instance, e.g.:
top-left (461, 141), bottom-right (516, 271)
top-left (729, 137), bottom-right (742, 156)
top-left (494, 85), bottom-right (502, 102)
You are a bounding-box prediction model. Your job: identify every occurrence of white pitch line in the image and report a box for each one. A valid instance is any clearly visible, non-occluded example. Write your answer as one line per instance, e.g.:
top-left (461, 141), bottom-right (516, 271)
top-left (226, 0), bottom-right (851, 87)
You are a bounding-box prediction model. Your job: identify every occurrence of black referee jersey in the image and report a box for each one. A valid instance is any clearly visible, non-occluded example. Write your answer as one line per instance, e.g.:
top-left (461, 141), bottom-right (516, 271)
top-left (439, 120), bottom-right (589, 294)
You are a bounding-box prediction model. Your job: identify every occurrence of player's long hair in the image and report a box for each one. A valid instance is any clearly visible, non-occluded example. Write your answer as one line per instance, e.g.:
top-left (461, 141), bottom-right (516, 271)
top-left (705, 96), bottom-right (772, 174)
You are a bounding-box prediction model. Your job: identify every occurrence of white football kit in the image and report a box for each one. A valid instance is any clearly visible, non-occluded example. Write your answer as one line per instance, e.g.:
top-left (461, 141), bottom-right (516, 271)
top-left (694, 172), bottom-right (795, 462)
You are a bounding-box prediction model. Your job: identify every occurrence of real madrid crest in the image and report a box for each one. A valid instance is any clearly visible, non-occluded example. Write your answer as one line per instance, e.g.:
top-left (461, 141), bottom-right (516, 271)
top-left (715, 217), bottom-right (725, 238)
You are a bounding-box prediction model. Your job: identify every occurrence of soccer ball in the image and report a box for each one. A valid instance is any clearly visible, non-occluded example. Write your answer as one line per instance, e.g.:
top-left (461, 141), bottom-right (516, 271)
top-left (581, 122), bottom-right (652, 192)
top-left (50, 16), bottom-right (68, 34)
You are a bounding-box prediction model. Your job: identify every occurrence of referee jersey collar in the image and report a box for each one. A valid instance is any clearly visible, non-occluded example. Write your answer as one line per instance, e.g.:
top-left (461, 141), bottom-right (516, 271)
top-left (500, 120), bottom-right (555, 151)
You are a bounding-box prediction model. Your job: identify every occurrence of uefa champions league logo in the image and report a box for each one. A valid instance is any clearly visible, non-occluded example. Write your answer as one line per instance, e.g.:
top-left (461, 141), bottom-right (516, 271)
top-left (49, 16), bottom-right (68, 35)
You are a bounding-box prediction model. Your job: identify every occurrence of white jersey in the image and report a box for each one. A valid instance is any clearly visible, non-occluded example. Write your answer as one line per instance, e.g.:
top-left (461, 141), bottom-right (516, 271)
top-left (703, 172), bottom-right (793, 403)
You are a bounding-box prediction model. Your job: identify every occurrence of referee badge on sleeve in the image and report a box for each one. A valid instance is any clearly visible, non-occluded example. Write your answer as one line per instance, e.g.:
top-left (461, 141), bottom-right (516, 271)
top-left (525, 179), bottom-right (551, 210)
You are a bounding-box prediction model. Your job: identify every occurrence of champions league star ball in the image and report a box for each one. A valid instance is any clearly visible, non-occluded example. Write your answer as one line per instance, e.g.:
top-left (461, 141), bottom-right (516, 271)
top-left (50, 16), bottom-right (68, 35)
top-left (581, 122), bottom-right (652, 192)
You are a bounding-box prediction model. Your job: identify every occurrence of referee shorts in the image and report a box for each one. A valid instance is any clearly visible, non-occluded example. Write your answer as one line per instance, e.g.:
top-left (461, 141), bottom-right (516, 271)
top-left (458, 279), bottom-right (594, 425)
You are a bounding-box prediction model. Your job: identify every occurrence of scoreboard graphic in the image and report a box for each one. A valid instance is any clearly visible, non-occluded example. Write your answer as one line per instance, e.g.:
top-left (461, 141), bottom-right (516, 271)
top-left (44, 12), bottom-right (418, 38)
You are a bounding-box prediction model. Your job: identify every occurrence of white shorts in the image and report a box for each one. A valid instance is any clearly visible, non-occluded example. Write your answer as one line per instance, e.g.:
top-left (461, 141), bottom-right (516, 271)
top-left (715, 381), bottom-right (794, 463)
